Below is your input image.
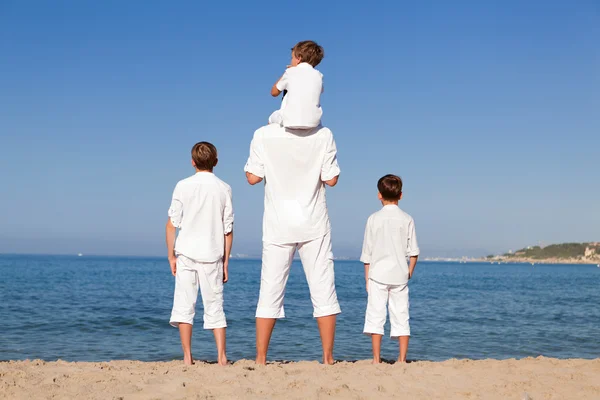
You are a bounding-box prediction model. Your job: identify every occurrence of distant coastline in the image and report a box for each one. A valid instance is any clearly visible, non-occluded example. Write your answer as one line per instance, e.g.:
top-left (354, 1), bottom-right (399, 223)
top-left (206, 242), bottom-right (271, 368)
top-left (479, 242), bottom-right (600, 265)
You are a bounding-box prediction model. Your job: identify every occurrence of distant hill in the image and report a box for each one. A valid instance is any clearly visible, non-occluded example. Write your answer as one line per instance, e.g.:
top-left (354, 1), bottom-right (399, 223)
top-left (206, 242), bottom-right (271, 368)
top-left (486, 242), bottom-right (600, 264)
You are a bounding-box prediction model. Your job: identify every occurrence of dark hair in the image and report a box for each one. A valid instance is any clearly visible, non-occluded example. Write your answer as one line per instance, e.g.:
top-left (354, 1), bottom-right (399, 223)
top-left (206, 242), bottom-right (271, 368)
top-left (377, 174), bottom-right (403, 201)
top-left (292, 40), bottom-right (324, 67)
top-left (191, 142), bottom-right (218, 171)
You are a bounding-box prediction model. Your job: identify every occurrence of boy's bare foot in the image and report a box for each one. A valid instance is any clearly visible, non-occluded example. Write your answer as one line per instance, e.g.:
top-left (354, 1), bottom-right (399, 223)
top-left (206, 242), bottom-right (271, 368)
top-left (372, 358), bottom-right (382, 364)
top-left (183, 355), bottom-right (194, 365)
top-left (218, 354), bottom-right (228, 366)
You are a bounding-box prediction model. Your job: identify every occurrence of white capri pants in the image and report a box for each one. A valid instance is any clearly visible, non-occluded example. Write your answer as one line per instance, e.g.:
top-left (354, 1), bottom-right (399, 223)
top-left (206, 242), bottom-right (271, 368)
top-left (170, 255), bottom-right (227, 330)
top-left (256, 232), bottom-right (341, 319)
top-left (363, 279), bottom-right (410, 338)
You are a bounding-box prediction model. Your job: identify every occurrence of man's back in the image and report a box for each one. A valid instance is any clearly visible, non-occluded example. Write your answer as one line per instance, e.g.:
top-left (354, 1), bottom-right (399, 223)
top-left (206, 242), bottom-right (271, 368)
top-left (245, 124), bottom-right (340, 244)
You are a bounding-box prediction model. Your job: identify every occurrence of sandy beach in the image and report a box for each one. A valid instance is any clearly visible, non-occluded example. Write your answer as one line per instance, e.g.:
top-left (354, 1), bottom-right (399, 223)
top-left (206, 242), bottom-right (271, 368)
top-left (1, 357), bottom-right (599, 399)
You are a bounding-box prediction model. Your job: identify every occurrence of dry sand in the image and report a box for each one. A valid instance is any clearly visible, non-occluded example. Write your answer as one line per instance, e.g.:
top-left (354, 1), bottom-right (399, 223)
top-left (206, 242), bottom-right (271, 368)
top-left (1, 357), bottom-right (599, 399)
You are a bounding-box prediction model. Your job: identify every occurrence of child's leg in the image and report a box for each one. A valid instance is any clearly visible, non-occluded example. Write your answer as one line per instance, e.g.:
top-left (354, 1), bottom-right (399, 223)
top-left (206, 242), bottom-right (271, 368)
top-left (212, 327), bottom-right (227, 365)
top-left (169, 257), bottom-right (200, 365)
top-left (371, 334), bottom-right (383, 363)
top-left (398, 336), bottom-right (410, 363)
top-left (363, 279), bottom-right (388, 363)
top-left (388, 283), bottom-right (410, 363)
top-left (179, 323), bottom-right (194, 365)
top-left (198, 260), bottom-right (228, 365)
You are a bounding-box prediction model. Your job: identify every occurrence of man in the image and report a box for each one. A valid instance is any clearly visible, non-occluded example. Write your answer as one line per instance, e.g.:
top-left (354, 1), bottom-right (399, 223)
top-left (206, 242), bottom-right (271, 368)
top-left (244, 123), bottom-right (341, 365)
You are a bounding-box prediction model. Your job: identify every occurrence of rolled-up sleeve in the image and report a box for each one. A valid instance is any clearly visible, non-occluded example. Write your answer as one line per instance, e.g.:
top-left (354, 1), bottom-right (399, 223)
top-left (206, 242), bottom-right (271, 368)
top-left (168, 183), bottom-right (183, 228)
top-left (407, 218), bottom-right (420, 257)
top-left (223, 186), bottom-right (234, 234)
top-left (244, 130), bottom-right (265, 178)
top-left (321, 130), bottom-right (341, 181)
top-left (360, 217), bottom-right (373, 264)
top-left (276, 69), bottom-right (289, 92)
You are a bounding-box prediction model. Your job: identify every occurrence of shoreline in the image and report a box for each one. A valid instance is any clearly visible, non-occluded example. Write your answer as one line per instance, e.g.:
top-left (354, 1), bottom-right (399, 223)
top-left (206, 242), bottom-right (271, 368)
top-left (2, 357), bottom-right (599, 399)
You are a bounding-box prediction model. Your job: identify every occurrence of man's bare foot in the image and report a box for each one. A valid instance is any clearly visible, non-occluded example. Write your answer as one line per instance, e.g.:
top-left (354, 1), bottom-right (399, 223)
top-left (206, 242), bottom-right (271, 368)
top-left (322, 355), bottom-right (334, 365)
top-left (183, 355), bottom-right (194, 365)
top-left (255, 356), bottom-right (267, 365)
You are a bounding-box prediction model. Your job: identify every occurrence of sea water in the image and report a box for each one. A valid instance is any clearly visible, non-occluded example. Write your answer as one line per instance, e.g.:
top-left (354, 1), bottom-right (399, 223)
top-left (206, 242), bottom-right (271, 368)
top-left (1, 255), bottom-right (599, 362)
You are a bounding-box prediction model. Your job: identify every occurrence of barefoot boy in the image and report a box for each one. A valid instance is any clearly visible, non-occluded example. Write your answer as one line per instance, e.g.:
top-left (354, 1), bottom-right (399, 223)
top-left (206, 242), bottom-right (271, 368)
top-left (361, 174), bottom-right (419, 363)
top-left (268, 40), bottom-right (324, 129)
top-left (165, 142), bottom-right (234, 365)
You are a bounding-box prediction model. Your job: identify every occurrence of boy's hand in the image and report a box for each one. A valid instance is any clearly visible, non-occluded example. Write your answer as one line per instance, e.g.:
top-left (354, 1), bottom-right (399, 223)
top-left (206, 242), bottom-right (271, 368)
top-left (169, 256), bottom-right (177, 276)
top-left (223, 262), bottom-right (229, 283)
top-left (365, 279), bottom-right (369, 293)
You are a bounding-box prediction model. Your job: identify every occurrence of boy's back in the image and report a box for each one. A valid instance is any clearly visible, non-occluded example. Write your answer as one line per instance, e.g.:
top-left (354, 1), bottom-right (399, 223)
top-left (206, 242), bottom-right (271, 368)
top-left (277, 63), bottom-right (323, 129)
top-left (169, 172), bottom-right (233, 263)
top-left (361, 205), bottom-right (419, 286)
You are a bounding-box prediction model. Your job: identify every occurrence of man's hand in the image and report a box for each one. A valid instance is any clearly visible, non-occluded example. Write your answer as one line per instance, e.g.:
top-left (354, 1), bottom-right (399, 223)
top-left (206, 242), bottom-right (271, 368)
top-left (223, 261), bottom-right (229, 283)
top-left (246, 172), bottom-right (263, 185)
top-left (169, 256), bottom-right (177, 276)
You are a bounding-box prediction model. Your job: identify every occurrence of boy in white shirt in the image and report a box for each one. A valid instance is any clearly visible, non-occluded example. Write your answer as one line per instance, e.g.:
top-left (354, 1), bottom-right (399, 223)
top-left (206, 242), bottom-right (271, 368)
top-left (165, 142), bottom-right (234, 366)
top-left (268, 40), bottom-right (324, 129)
top-left (361, 174), bottom-right (420, 364)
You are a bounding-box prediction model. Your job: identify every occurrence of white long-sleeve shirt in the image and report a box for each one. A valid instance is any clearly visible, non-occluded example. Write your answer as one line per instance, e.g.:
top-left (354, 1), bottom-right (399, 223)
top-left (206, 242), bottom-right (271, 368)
top-left (168, 172), bottom-right (234, 262)
top-left (361, 205), bottom-right (420, 285)
top-left (244, 124), bottom-right (340, 244)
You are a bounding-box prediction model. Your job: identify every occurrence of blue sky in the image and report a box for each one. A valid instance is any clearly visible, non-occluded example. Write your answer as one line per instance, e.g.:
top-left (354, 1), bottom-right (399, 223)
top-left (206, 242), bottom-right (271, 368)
top-left (1, 1), bottom-right (598, 257)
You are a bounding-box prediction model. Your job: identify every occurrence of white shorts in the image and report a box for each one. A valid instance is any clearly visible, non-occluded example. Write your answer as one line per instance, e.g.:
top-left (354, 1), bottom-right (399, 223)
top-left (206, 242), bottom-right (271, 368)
top-left (268, 109), bottom-right (283, 126)
top-left (256, 232), bottom-right (341, 319)
top-left (170, 255), bottom-right (227, 330)
top-left (363, 279), bottom-right (410, 338)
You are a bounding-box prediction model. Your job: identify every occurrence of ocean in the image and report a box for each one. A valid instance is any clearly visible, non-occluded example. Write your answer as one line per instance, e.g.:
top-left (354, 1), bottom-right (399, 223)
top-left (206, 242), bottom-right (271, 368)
top-left (1, 255), bottom-right (599, 362)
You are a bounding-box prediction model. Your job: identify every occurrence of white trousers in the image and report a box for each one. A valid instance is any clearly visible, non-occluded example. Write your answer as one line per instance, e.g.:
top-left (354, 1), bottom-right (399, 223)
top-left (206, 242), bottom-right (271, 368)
top-left (363, 279), bottom-right (410, 338)
top-left (268, 109), bottom-right (284, 126)
top-left (170, 256), bottom-right (227, 330)
top-left (256, 232), bottom-right (341, 319)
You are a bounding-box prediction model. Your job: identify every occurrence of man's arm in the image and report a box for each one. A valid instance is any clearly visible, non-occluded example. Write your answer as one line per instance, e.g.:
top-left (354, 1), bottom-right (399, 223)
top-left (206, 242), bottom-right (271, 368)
top-left (165, 219), bottom-right (177, 276)
top-left (223, 232), bottom-right (233, 283)
top-left (246, 171), bottom-right (263, 185)
top-left (408, 256), bottom-right (418, 279)
top-left (321, 130), bottom-right (341, 187)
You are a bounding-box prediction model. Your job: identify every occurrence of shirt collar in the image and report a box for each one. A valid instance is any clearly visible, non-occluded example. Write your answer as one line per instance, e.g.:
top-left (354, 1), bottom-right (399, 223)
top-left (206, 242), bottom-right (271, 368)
top-left (296, 62), bottom-right (314, 69)
top-left (195, 171), bottom-right (214, 175)
top-left (383, 204), bottom-right (399, 210)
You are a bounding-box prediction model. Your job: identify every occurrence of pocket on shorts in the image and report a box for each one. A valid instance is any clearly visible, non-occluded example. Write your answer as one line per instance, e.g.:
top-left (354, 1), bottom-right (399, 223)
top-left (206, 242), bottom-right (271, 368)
top-left (207, 261), bottom-right (224, 294)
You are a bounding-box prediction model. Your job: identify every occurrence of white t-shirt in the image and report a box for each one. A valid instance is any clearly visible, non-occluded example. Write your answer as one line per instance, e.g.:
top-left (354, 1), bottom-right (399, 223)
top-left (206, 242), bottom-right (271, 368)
top-left (168, 172), bottom-right (234, 262)
top-left (360, 205), bottom-right (420, 285)
top-left (244, 124), bottom-right (340, 244)
top-left (276, 63), bottom-right (323, 129)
